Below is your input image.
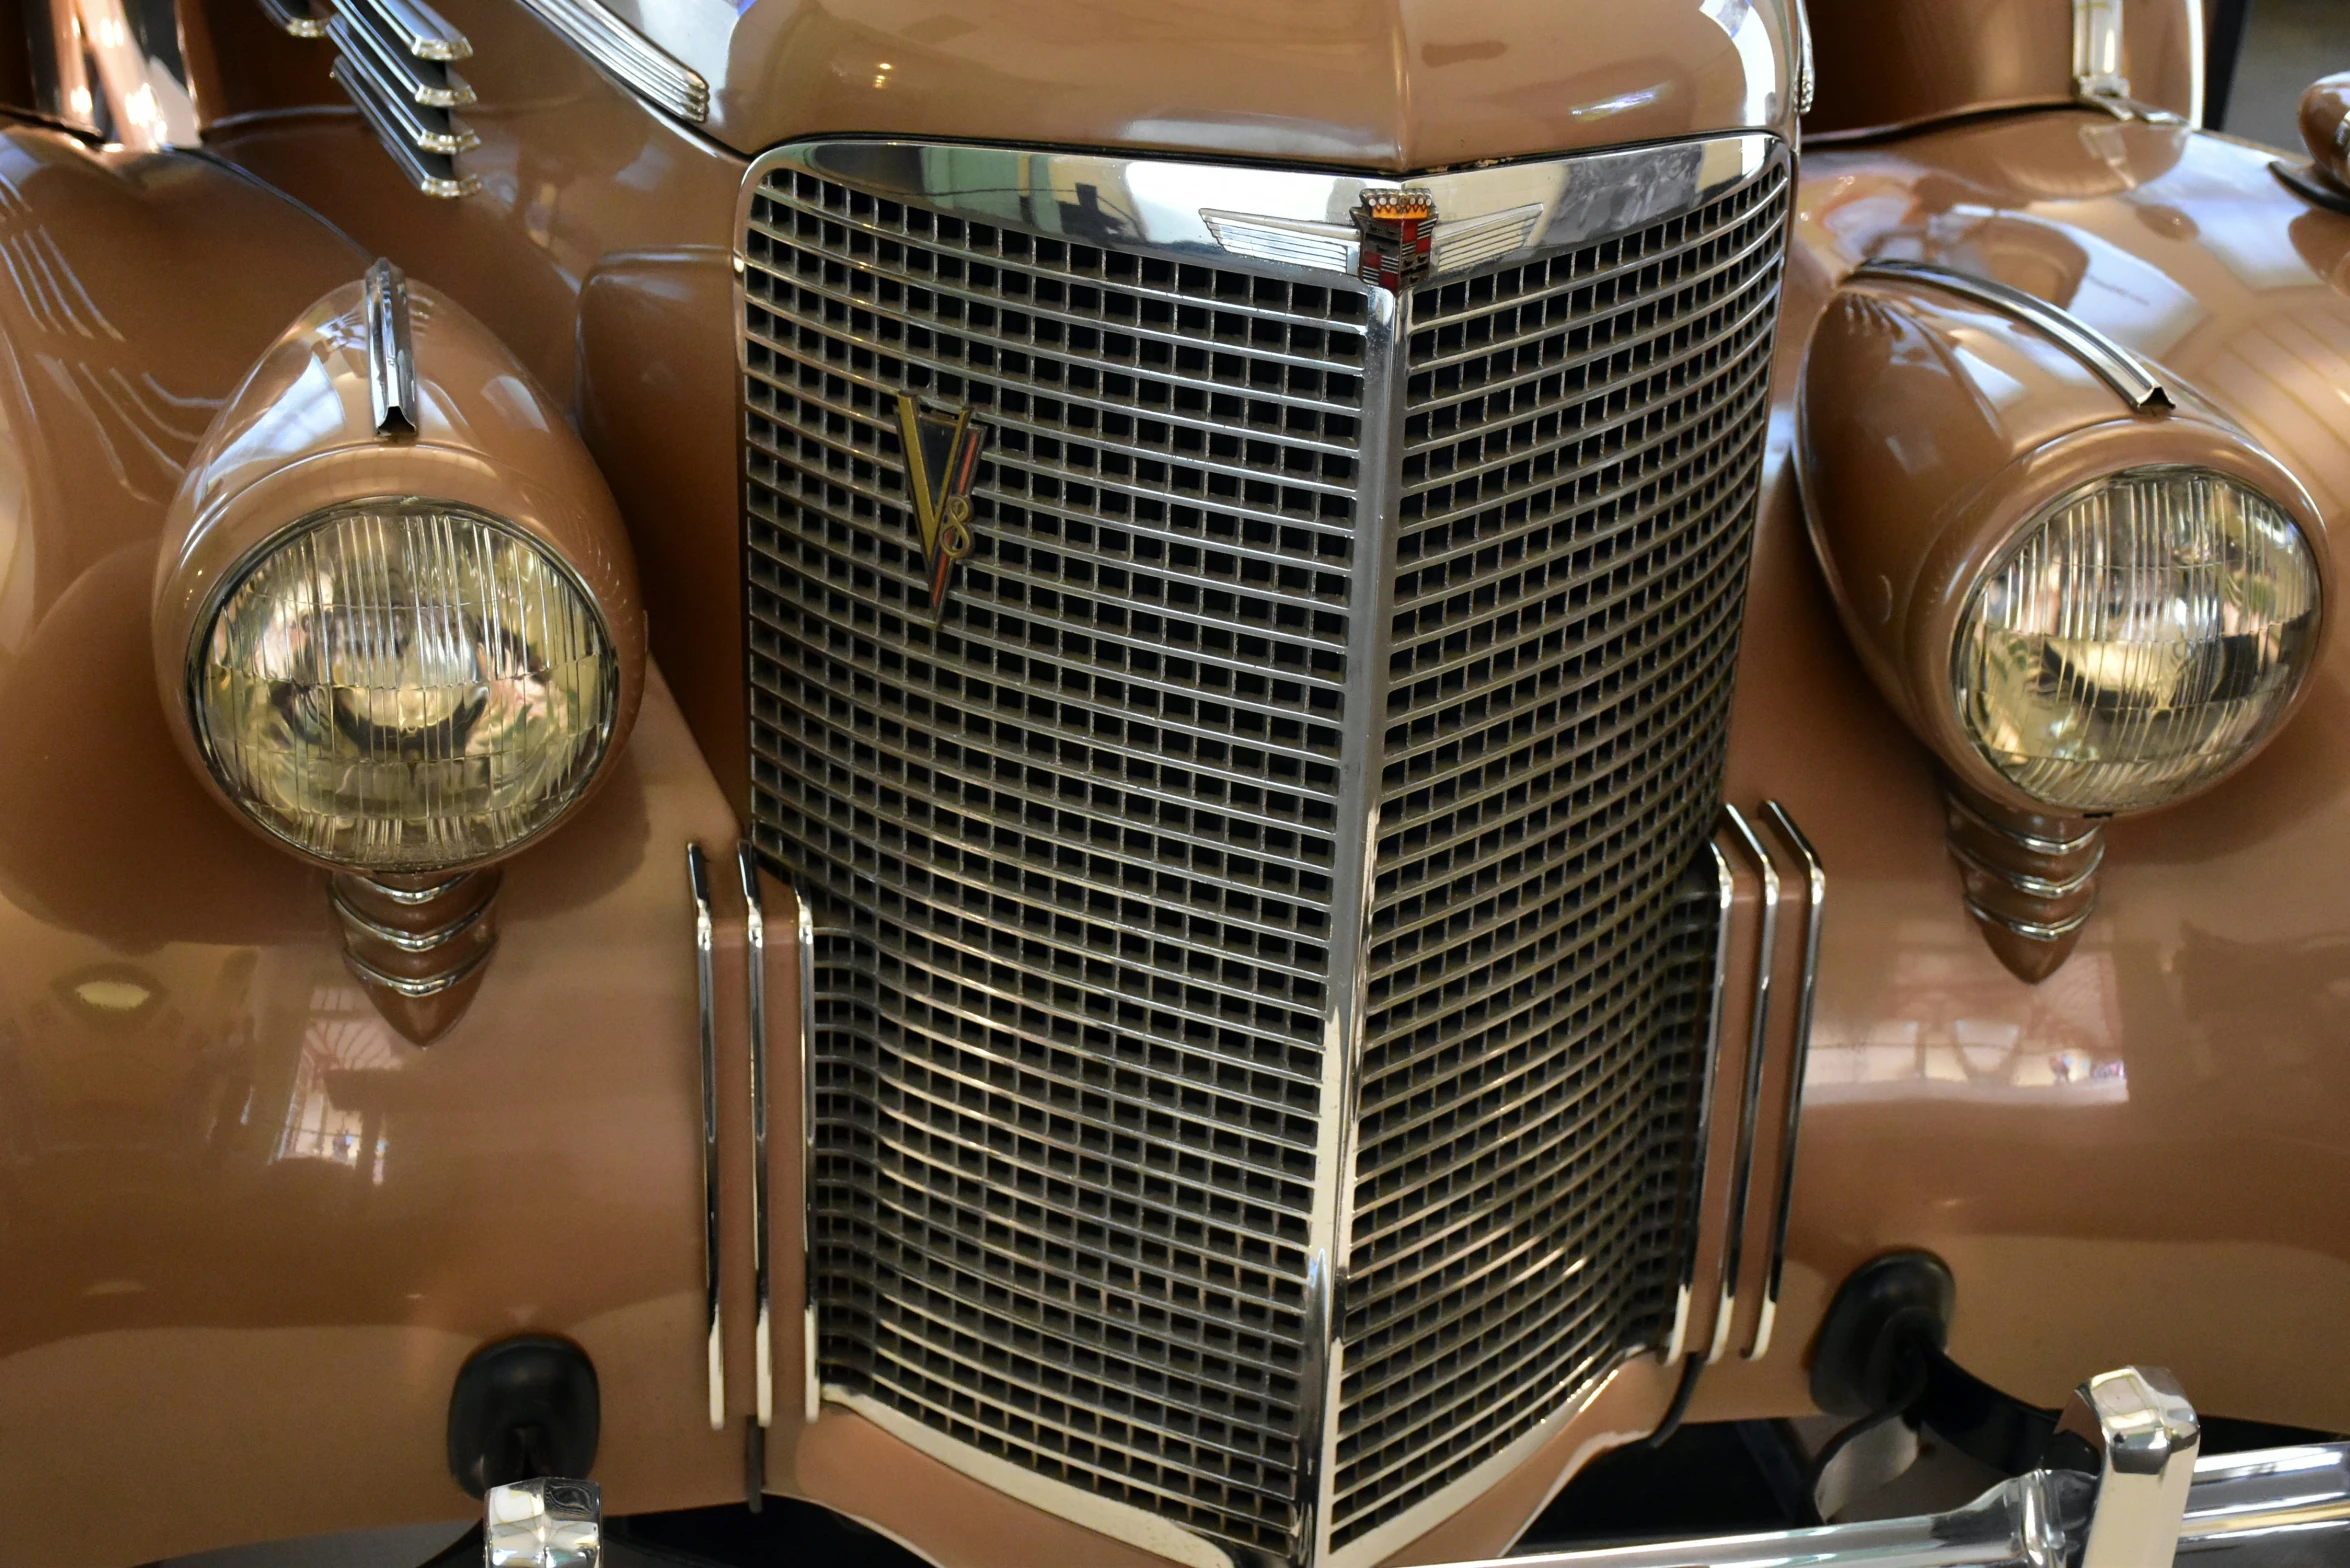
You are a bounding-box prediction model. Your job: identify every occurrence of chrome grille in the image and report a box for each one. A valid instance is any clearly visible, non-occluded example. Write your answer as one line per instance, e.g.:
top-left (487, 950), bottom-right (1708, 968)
top-left (741, 139), bottom-right (1788, 1567)
top-left (741, 164), bottom-right (1366, 1557)
top-left (1334, 160), bottom-right (1790, 1549)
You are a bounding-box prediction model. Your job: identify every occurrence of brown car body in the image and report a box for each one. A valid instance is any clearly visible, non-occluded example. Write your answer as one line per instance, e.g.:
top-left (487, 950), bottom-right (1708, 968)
top-left (2, 1), bottom-right (2348, 1565)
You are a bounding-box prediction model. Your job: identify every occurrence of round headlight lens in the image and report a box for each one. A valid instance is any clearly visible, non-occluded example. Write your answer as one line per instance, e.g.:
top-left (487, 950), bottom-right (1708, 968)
top-left (192, 501), bottom-right (618, 871)
top-left (1954, 468), bottom-right (2321, 813)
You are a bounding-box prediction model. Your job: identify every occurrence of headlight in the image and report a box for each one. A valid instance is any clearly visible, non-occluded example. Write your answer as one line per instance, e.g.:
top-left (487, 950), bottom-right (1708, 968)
top-left (191, 499), bottom-right (620, 872)
top-left (1953, 468), bottom-right (2321, 813)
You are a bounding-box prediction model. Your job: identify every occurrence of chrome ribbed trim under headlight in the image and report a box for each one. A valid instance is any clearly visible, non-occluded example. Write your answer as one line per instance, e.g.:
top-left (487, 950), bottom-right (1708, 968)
top-left (736, 133), bottom-right (1791, 1568)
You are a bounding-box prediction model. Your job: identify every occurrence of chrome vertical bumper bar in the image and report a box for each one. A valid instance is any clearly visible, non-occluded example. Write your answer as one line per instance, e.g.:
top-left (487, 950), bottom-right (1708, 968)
top-left (1750, 801), bottom-right (1824, 1360)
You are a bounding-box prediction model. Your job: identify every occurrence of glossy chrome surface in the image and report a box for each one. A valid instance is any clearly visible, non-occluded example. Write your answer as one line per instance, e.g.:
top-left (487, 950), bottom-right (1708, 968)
top-left (2061, 1366), bottom-right (2200, 1568)
top-left (259, 0), bottom-right (332, 39)
top-left (1709, 805), bottom-right (1778, 1367)
top-left (733, 843), bottom-right (773, 1442)
top-left (332, 59), bottom-right (476, 197)
top-left (485, 1478), bottom-right (601, 1568)
top-left (2072, 0), bottom-right (2197, 124)
top-left (793, 881), bottom-right (820, 1428)
top-left (333, 47), bottom-right (475, 154)
top-left (747, 135), bottom-right (1789, 1568)
top-left (351, 0), bottom-right (471, 60)
top-left (329, 11), bottom-right (475, 107)
top-left (509, 0), bottom-right (708, 123)
top-left (1749, 801), bottom-right (1821, 1362)
top-left (330, 870), bottom-right (505, 1039)
top-left (21, 0), bottom-right (202, 148)
top-left (1850, 259), bottom-right (2172, 414)
top-left (553, 0), bottom-right (1795, 169)
top-left (363, 259), bottom-right (416, 437)
top-left (1663, 845), bottom-right (1737, 1366)
top-left (687, 841), bottom-right (722, 1434)
top-left (760, 134), bottom-right (1780, 296)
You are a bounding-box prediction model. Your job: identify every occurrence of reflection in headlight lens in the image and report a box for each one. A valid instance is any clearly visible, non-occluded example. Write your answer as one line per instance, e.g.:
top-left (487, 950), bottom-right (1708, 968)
top-left (1955, 468), bottom-right (2320, 813)
top-left (194, 501), bottom-right (616, 871)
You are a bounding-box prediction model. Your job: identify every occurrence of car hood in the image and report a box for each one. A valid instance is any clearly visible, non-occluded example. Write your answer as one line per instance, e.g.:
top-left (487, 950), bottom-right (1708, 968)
top-left (607, 0), bottom-right (1799, 171)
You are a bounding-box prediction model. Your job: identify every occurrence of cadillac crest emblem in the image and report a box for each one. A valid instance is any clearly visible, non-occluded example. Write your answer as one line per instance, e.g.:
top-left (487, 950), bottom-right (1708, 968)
top-left (1354, 187), bottom-right (1437, 293)
top-left (894, 391), bottom-right (990, 614)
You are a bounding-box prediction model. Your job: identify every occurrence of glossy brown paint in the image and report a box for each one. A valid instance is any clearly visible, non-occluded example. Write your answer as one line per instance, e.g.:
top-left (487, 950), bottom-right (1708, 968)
top-left (1692, 112), bottom-right (2350, 1441)
top-left (709, 0), bottom-right (1794, 172)
top-left (1797, 276), bottom-right (2334, 820)
top-left (0, 664), bottom-right (772, 1566)
top-left (2302, 73), bottom-right (2350, 190)
top-left (1804, 0), bottom-right (2201, 141)
top-left (148, 273), bottom-right (649, 870)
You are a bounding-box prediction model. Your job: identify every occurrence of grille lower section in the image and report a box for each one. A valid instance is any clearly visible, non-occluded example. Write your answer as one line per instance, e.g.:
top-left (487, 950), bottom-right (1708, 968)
top-left (741, 139), bottom-right (1788, 1566)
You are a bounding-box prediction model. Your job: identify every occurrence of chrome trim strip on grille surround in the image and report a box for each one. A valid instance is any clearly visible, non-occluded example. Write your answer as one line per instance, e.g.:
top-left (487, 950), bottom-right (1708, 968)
top-left (1663, 845), bottom-right (1737, 1366)
top-left (509, 0), bottom-right (710, 123)
top-left (794, 884), bottom-right (823, 1427)
top-left (736, 844), bottom-right (774, 1501)
top-left (738, 133), bottom-right (1793, 1568)
top-left (1749, 802), bottom-right (1822, 1362)
top-left (1708, 806), bottom-right (1779, 1366)
top-left (1850, 259), bottom-right (2172, 413)
top-left (687, 843), bottom-right (723, 1432)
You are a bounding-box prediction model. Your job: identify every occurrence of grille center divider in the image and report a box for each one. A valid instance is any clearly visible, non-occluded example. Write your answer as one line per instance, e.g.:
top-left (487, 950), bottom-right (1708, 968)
top-left (736, 135), bottom-right (1792, 1568)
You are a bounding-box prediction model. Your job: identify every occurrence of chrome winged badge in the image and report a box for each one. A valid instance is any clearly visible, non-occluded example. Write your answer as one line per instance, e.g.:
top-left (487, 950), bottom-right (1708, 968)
top-left (894, 392), bottom-right (989, 614)
top-left (1354, 187), bottom-right (1437, 293)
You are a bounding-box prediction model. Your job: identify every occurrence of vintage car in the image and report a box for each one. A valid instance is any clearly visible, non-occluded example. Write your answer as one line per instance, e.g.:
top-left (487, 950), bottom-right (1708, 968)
top-left (8, 0), bottom-right (2350, 1563)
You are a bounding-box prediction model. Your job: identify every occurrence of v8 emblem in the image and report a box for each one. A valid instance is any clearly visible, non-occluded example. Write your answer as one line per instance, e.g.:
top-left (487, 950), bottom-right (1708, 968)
top-left (894, 392), bottom-right (989, 614)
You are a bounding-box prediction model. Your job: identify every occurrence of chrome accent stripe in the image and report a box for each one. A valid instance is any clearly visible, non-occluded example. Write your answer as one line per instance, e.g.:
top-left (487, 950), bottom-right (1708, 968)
top-left (510, 0), bottom-right (709, 122)
top-left (1791, 0), bottom-right (1815, 116)
top-left (329, 10), bottom-right (474, 106)
top-left (331, 883), bottom-right (490, 951)
top-left (1852, 258), bottom-right (2171, 413)
top-left (736, 845), bottom-right (773, 1435)
top-left (334, 40), bottom-right (478, 153)
top-left (1966, 896), bottom-right (2099, 944)
top-left (331, 60), bottom-right (477, 198)
top-left (795, 886), bottom-right (822, 1428)
top-left (342, 936), bottom-right (494, 998)
top-left (360, 872), bottom-right (469, 905)
top-left (1943, 791), bottom-right (2103, 858)
top-left (688, 844), bottom-right (723, 1433)
top-left (1709, 805), bottom-right (1779, 1367)
top-left (258, 0), bottom-right (330, 38)
top-left (363, 258), bottom-right (416, 438)
top-left (350, 0), bottom-right (470, 60)
top-left (1948, 839), bottom-right (2105, 901)
top-left (1664, 844), bottom-right (1737, 1366)
top-left (1748, 803), bottom-right (1822, 1362)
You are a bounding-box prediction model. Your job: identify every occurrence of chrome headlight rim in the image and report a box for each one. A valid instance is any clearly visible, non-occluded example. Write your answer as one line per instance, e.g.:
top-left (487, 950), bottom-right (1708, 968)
top-left (184, 493), bottom-right (623, 875)
top-left (1941, 461), bottom-right (2326, 818)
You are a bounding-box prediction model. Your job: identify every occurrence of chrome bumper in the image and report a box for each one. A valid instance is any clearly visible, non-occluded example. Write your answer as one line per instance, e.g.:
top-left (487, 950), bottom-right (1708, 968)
top-left (1480, 1368), bottom-right (2347, 1568)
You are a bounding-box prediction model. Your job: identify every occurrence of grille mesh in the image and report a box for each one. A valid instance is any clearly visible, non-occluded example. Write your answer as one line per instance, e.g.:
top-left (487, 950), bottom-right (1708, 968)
top-left (742, 147), bottom-right (1786, 1564)
top-left (1334, 162), bottom-right (1789, 1547)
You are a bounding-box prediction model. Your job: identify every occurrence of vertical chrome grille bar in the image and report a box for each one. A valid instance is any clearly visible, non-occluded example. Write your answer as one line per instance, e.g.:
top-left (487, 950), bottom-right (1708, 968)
top-left (736, 844), bottom-right (774, 1453)
top-left (1665, 844), bottom-right (1736, 1365)
top-left (687, 843), bottom-right (723, 1432)
top-left (1710, 806), bottom-right (1780, 1367)
top-left (1749, 803), bottom-right (1824, 1362)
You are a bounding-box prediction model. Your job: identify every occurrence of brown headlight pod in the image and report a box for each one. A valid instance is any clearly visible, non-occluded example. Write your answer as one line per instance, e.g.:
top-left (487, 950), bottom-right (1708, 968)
top-left (1799, 271), bottom-right (2332, 974)
top-left (151, 267), bottom-right (644, 1039)
top-left (153, 270), bottom-right (645, 864)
